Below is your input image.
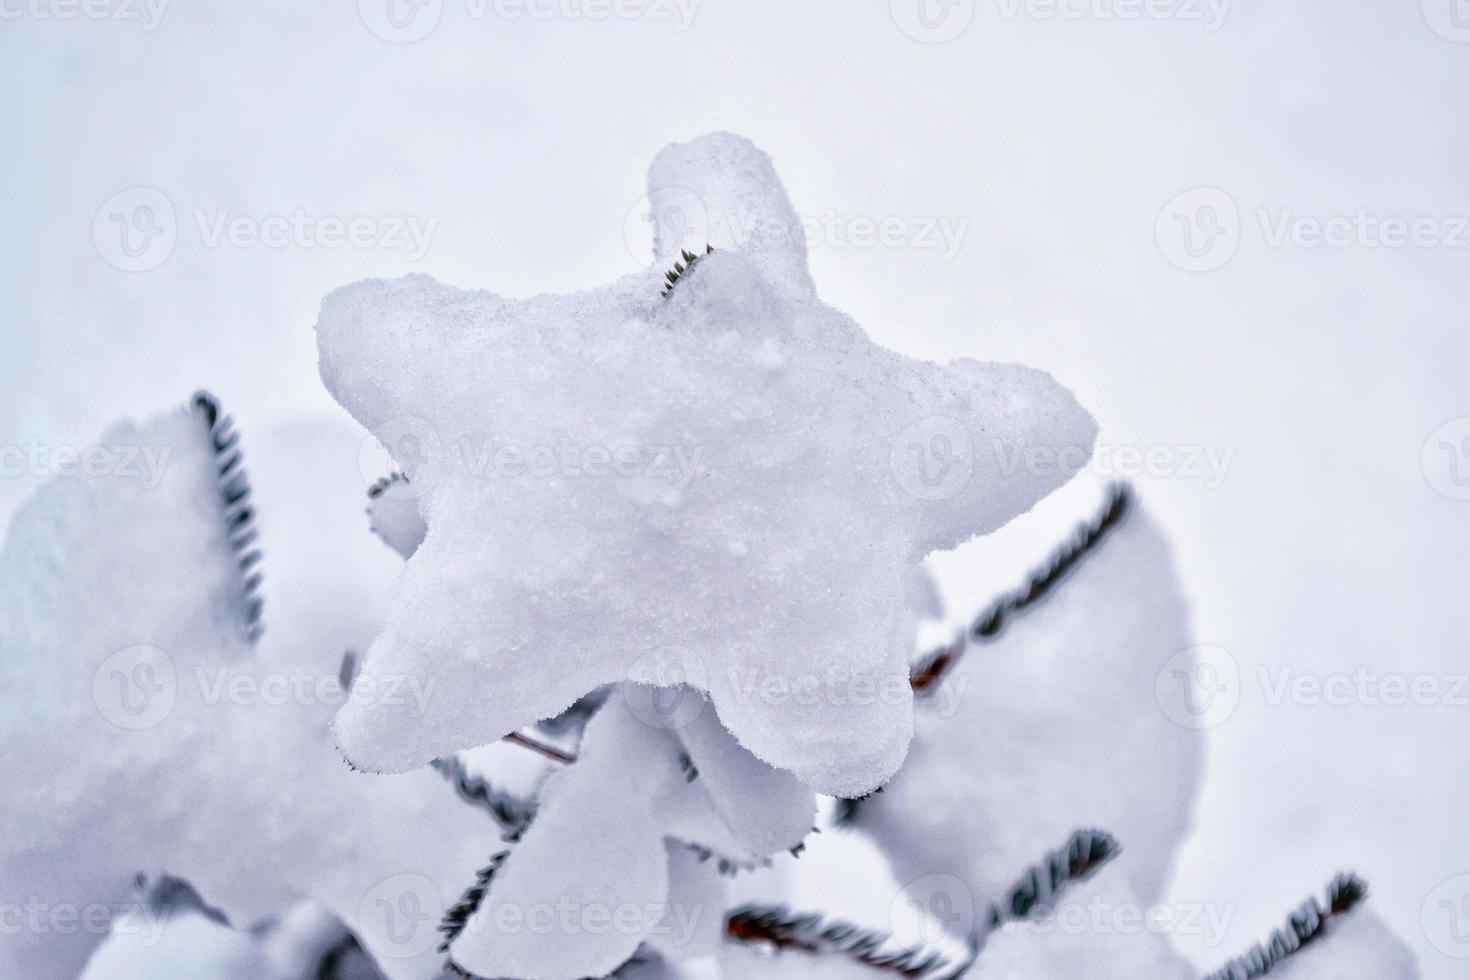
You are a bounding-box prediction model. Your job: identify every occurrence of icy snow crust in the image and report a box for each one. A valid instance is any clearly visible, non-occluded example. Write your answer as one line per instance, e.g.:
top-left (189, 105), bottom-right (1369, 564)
top-left (0, 406), bottom-right (495, 980)
top-left (317, 132), bottom-right (1097, 796)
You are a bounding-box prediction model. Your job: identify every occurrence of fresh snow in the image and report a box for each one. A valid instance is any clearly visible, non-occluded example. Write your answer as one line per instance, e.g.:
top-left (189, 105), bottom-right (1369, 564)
top-left (0, 403), bottom-right (496, 980)
top-left (851, 497), bottom-right (1202, 905)
top-left (317, 131), bottom-right (1097, 796)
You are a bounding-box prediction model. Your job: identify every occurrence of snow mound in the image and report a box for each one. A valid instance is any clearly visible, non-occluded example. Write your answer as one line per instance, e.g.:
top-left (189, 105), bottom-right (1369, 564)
top-left (0, 399), bottom-right (496, 980)
top-left (967, 864), bottom-right (1196, 979)
top-left (448, 688), bottom-right (815, 979)
top-left (1268, 905), bottom-right (1418, 979)
top-left (317, 131), bottom-right (1096, 796)
top-left (80, 883), bottom-right (387, 980)
top-left (851, 493), bottom-right (1201, 904)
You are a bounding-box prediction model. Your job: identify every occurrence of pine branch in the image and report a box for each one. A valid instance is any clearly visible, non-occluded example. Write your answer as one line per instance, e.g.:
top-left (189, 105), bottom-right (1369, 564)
top-left (1203, 873), bottom-right (1369, 980)
top-left (724, 829), bottom-right (1119, 977)
top-left (790, 825), bottom-right (820, 859)
top-left (843, 488), bottom-right (1136, 824)
top-left (366, 471), bottom-right (410, 499)
top-left (986, 828), bottom-right (1119, 926)
top-left (725, 905), bottom-right (978, 979)
top-left (659, 245), bottom-right (713, 300)
top-left (832, 787), bottom-right (884, 826)
top-left (682, 840), bottom-right (772, 877)
top-left (431, 755), bottom-right (538, 839)
top-left (439, 851), bottom-right (512, 953)
top-left (909, 481), bottom-right (1133, 695)
top-left (535, 688), bottom-right (609, 739)
top-left (504, 730), bottom-right (578, 765)
top-left (191, 390), bottom-right (264, 643)
top-left (131, 872), bottom-right (231, 928)
top-left (338, 650), bottom-right (359, 691)
top-left (312, 931), bottom-right (388, 980)
top-left (606, 947), bottom-right (660, 976)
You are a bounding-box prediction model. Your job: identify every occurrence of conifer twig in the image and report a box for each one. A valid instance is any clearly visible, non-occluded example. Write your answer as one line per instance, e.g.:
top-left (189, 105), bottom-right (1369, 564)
top-left (439, 851), bottom-right (511, 953)
top-left (430, 755), bottom-right (538, 838)
top-left (725, 906), bottom-right (977, 979)
top-left (504, 730), bottom-right (577, 765)
top-left (723, 830), bottom-right (1119, 977)
top-left (660, 244), bottom-right (713, 300)
top-left (191, 390), bottom-right (264, 644)
top-left (1203, 873), bottom-right (1369, 980)
top-left (909, 481), bottom-right (1133, 695)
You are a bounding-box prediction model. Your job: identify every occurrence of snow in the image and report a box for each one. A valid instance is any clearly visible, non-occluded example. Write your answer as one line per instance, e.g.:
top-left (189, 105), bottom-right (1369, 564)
top-left (0, 401), bottom-right (496, 980)
top-left (447, 684), bottom-right (819, 978)
top-left (447, 692), bottom-right (717, 979)
top-left (851, 495), bottom-right (1202, 905)
top-left (674, 701), bottom-right (815, 856)
top-left (317, 131), bottom-right (1096, 797)
top-left (365, 472), bottom-right (427, 560)
top-left (716, 944), bottom-right (874, 978)
top-left (1269, 907), bottom-right (1419, 979)
top-left (966, 865), bottom-right (1196, 980)
top-left (80, 886), bottom-right (386, 980)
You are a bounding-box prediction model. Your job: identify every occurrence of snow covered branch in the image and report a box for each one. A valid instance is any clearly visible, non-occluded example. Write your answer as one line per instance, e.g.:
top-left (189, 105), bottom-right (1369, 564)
top-left (910, 481), bottom-right (1134, 696)
top-left (1202, 873), bottom-right (1369, 980)
top-left (192, 389), bottom-right (264, 643)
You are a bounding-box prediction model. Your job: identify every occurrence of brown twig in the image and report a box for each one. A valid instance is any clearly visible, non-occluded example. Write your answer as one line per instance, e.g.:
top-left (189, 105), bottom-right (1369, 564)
top-left (504, 731), bottom-right (577, 765)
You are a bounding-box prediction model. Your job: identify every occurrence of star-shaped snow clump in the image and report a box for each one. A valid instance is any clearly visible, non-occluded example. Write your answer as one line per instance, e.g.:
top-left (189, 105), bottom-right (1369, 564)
top-left (317, 132), bottom-right (1096, 795)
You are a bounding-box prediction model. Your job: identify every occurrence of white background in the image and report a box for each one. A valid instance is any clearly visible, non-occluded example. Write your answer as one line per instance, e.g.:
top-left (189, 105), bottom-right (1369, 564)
top-left (2, 1), bottom-right (1468, 975)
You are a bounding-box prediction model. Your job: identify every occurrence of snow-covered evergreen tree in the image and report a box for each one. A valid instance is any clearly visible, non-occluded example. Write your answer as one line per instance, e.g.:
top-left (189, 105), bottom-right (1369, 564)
top-left (0, 134), bottom-right (1418, 979)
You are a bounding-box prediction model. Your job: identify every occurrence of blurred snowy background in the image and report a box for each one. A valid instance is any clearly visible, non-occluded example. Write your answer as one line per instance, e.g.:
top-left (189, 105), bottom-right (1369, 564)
top-left (2, 1), bottom-right (1468, 976)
